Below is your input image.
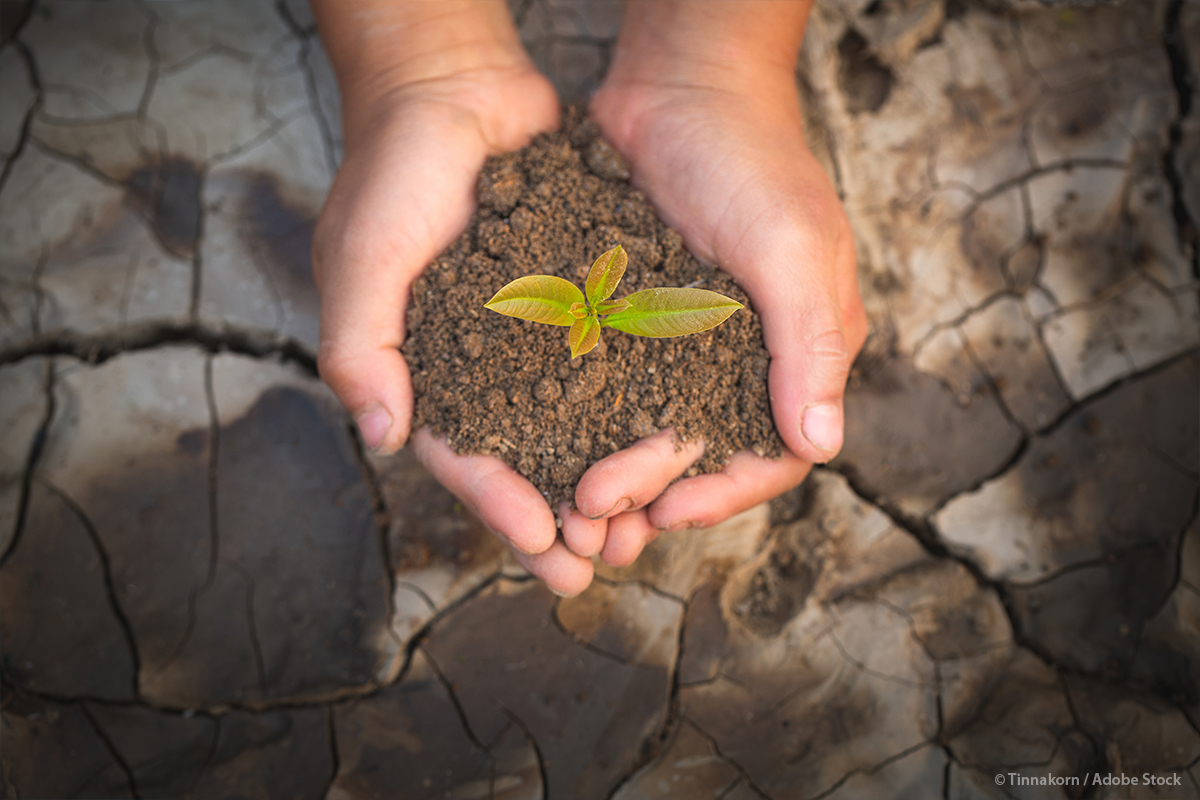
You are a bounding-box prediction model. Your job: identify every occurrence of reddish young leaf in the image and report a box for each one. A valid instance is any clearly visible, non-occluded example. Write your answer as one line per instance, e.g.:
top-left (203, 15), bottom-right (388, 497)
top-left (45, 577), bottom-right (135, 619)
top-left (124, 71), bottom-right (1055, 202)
top-left (569, 315), bottom-right (601, 358)
top-left (594, 298), bottom-right (630, 316)
top-left (584, 245), bottom-right (628, 306)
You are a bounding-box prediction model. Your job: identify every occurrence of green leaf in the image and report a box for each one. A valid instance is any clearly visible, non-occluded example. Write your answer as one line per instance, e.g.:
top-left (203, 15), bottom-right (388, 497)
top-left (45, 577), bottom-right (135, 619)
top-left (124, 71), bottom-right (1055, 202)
top-left (569, 315), bottom-right (601, 358)
top-left (569, 301), bottom-right (588, 319)
top-left (585, 245), bottom-right (628, 306)
top-left (484, 275), bottom-right (585, 327)
top-left (602, 287), bottom-right (743, 338)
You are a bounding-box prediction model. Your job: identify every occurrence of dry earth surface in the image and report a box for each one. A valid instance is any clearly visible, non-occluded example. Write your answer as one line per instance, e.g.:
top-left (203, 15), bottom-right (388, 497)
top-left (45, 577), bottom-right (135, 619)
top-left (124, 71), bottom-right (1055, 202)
top-left (1, 0), bottom-right (1198, 798)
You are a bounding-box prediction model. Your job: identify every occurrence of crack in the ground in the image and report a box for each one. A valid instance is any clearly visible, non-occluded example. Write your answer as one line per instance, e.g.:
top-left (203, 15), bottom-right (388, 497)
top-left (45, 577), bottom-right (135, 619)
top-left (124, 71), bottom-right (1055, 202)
top-left (0, 355), bottom-right (54, 567)
top-left (294, 35), bottom-right (338, 177)
top-left (395, 581), bottom-right (437, 613)
top-left (320, 702), bottom-right (340, 800)
top-left (380, 570), bottom-right (506, 692)
top-left (602, 579), bottom-right (689, 800)
top-left (226, 562), bottom-right (268, 698)
top-left (500, 707), bottom-right (548, 800)
top-left (271, 1), bottom-right (339, 179)
top-left (0, 676), bottom-right (375, 718)
top-left (956, 156), bottom-right (1131, 229)
top-left (187, 162), bottom-right (209, 322)
top-left (339, 413), bottom-right (404, 683)
top-left (826, 625), bottom-right (932, 689)
top-left (916, 346), bottom-right (1199, 529)
top-left (684, 719), bottom-right (773, 799)
top-left (941, 746), bottom-right (953, 800)
top-left (0, 321), bottom-right (317, 373)
top-left (714, 777), bottom-right (748, 799)
top-left (128, 0), bottom-right (159, 118)
top-left (46, 483), bottom-right (143, 703)
top-left (1026, 345), bottom-right (1198, 441)
top-left (957, 323), bottom-right (1031, 435)
top-left (1057, 676), bottom-right (1107, 794)
top-left (0, 39), bottom-right (42, 192)
top-left (0, 0), bottom-right (32, 47)
top-left (908, 289), bottom-right (1012, 366)
top-left (796, 62), bottom-right (847, 203)
top-left (1163, 0), bottom-right (1200, 284)
top-left (591, 572), bottom-right (688, 605)
top-left (1025, 313), bottom-right (1078, 427)
top-left (418, 643), bottom-right (493, 760)
top-left (274, 0), bottom-right (315, 37)
top-left (1154, 488), bottom-right (1200, 652)
top-left (548, 598), bottom-right (659, 669)
top-left (1187, 757), bottom-right (1200, 795)
top-left (80, 702), bottom-right (141, 800)
top-left (1005, 539), bottom-right (1182, 592)
top-left (1037, 271), bottom-right (1149, 325)
top-left (860, 596), bottom-right (951, 739)
top-left (205, 104), bottom-right (304, 170)
top-left (808, 740), bottom-right (937, 800)
top-left (828, 466), bottom-right (1112, 724)
top-left (202, 355), bottom-right (220, 587)
top-left (946, 725), bottom-right (1082, 776)
top-left (148, 354), bottom-right (221, 686)
top-left (604, 716), bottom-right (684, 800)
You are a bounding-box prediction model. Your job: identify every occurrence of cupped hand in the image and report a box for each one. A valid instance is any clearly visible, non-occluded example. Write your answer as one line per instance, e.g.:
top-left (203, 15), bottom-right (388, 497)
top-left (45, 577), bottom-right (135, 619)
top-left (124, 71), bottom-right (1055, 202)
top-left (573, 55), bottom-right (868, 565)
top-left (311, 57), bottom-right (594, 595)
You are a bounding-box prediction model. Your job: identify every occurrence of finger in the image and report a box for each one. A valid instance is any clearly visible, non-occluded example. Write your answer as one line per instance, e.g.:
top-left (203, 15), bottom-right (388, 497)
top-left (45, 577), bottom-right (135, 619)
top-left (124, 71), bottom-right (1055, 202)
top-left (559, 501), bottom-right (607, 558)
top-left (731, 208), bottom-right (855, 464)
top-left (313, 114), bottom-right (493, 454)
top-left (320, 342), bottom-right (413, 456)
top-left (600, 507), bottom-right (660, 568)
top-left (412, 428), bottom-right (557, 556)
top-left (315, 194), bottom-right (423, 455)
top-left (646, 449), bottom-right (812, 531)
top-left (574, 428), bottom-right (705, 520)
top-left (510, 537), bottom-right (595, 598)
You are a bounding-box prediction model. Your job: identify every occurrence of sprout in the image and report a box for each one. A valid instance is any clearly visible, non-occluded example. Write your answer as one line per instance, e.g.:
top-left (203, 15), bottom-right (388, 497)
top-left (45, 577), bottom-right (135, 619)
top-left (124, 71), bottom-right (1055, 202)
top-left (485, 245), bottom-right (743, 358)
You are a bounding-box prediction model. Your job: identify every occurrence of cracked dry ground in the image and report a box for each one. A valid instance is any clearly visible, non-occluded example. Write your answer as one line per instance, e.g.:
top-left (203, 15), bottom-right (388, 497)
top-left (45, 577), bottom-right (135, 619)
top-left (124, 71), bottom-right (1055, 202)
top-left (1, 0), bottom-right (1199, 798)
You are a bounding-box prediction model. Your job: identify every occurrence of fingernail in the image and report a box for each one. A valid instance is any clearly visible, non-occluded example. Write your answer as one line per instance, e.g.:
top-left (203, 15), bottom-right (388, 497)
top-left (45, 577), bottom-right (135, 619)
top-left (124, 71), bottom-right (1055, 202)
top-left (661, 519), bottom-right (697, 533)
top-left (586, 496), bottom-right (632, 521)
top-left (355, 407), bottom-right (392, 452)
top-left (548, 586), bottom-right (580, 598)
top-left (802, 403), bottom-right (843, 459)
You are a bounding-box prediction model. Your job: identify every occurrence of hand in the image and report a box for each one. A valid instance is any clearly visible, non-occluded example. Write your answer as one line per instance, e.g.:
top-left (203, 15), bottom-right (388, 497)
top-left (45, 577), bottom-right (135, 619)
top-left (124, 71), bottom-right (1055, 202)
top-left (310, 1), bottom-right (595, 595)
top-left (566, 0), bottom-right (867, 566)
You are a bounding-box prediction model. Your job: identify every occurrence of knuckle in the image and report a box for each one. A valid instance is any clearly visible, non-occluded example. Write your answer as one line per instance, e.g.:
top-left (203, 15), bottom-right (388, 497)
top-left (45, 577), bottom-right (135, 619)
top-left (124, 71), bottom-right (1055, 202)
top-left (316, 343), bottom-right (360, 390)
top-left (807, 327), bottom-right (850, 362)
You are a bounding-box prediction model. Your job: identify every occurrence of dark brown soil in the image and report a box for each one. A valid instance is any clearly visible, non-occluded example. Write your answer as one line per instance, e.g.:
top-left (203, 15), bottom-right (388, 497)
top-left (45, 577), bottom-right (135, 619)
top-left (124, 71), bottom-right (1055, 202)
top-left (404, 108), bottom-right (782, 507)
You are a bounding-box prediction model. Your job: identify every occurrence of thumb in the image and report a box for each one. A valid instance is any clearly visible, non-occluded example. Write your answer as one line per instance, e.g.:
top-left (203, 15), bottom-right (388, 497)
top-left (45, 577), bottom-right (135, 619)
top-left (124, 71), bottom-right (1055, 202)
top-left (739, 226), bottom-right (862, 464)
top-left (310, 114), bottom-right (489, 455)
top-left (313, 182), bottom-right (443, 455)
top-left (319, 336), bottom-right (413, 456)
top-left (316, 265), bottom-right (416, 455)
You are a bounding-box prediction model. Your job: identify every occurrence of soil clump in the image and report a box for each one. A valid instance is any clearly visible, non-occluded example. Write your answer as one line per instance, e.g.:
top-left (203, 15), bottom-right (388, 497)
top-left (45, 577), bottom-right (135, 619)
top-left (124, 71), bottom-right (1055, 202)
top-left (404, 109), bottom-right (783, 507)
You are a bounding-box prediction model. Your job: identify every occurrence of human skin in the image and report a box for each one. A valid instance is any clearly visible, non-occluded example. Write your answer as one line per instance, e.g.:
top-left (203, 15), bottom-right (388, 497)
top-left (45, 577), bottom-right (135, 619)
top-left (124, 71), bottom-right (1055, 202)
top-left (310, 0), bottom-right (865, 595)
top-left (565, 0), bottom-right (868, 567)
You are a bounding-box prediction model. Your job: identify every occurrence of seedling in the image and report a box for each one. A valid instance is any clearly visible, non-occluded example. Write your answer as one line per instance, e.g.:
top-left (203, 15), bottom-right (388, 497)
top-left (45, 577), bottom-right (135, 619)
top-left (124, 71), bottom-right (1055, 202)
top-left (484, 245), bottom-right (743, 358)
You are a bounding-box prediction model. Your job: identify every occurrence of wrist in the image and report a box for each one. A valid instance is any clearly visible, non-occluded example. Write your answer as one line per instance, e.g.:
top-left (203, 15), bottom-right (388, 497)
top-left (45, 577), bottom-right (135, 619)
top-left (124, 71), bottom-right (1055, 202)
top-left (313, 0), bottom-right (536, 143)
top-left (605, 0), bottom-right (811, 94)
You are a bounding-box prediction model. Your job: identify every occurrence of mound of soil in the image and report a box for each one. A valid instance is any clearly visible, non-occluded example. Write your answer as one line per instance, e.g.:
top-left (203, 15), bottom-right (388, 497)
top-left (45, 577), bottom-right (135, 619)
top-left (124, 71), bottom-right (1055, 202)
top-left (404, 109), bottom-right (783, 507)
